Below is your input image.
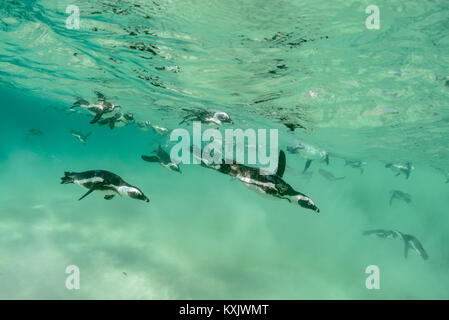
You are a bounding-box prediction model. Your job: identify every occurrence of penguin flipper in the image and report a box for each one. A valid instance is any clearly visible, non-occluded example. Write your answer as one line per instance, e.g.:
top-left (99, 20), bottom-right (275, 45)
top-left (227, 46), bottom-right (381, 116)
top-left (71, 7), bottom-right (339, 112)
top-left (94, 91), bottom-right (106, 102)
top-left (90, 112), bottom-right (104, 124)
top-left (78, 184), bottom-right (104, 201)
top-left (104, 195), bottom-right (115, 200)
top-left (303, 160), bottom-right (312, 173)
top-left (142, 155), bottom-right (160, 163)
top-left (276, 150), bottom-right (286, 178)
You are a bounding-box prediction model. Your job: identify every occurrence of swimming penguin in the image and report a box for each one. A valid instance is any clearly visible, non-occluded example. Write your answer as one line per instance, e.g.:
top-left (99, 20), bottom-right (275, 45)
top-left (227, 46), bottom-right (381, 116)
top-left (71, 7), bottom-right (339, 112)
top-left (385, 162), bottom-right (414, 179)
top-left (344, 160), bottom-right (366, 174)
top-left (435, 168), bottom-right (449, 183)
top-left (135, 121), bottom-right (171, 136)
top-left (141, 145), bottom-right (181, 173)
top-left (318, 169), bottom-right (345, 181)
top-left (61, 170), bottom-right (149, 202)
top-left (287, 142), bottom-right (329, 173)
top-left (70, 130), bottom-right (91, 144)
top-left (401, 233), bottom-right (429, 260)
top-left (389, 190), bottom-right (412, 206)
top-left (72, 91), bottom-right (120, 124)
top-left (363, 229), bottom-right (428, 260)
top-left (26, 129), bottom-right (43, 138)
top-left (196, 148), bottom-right (319, 213)
top-left (98, 112), bottom-right (134, 130)
top-left (179, 108), bottom-right (233, 126)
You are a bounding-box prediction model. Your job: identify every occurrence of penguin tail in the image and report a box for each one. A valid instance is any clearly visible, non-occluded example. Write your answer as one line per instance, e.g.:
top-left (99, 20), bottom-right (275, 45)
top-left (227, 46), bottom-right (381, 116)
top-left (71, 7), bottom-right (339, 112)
top-left (61, 172), bottom-right (75, 184)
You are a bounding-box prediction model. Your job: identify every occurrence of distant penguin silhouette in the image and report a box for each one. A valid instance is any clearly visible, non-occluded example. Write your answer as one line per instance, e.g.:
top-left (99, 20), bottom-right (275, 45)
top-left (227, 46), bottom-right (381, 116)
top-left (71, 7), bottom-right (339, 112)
top-left (344, 160), bottom-right (366, 174)
top-left (389, 190), bottom-right (411, 206)
top-left (141, 145), bottom-right (181, 173)
top-left (363, 229), bottom-right (428, 260)
top-left (385, 162), bottom-right (414, 179)
top-left (179, 108), bottom-right (233, 125)
top-left (70, 130), bottom-right (91, 144)
top-left (287, 142), bottom-right (329, 173)
top-left (98, 112), bottom-right (134, 130)
top-left (436, 168), bottom-right (449, 183)
top-left (136, 121), bottom-right (171, 136)
top-left (318, 169), bottom-right (345, 181)
top-left (26, 129), bottom-right (43, 138)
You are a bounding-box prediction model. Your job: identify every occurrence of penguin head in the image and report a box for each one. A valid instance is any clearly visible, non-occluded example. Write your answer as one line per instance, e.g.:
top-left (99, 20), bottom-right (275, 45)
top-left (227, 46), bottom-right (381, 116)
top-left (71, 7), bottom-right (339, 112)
top-left (291, 194), bottom-right (319, 213)
top-left (127, 187), bottom-right (149, 203)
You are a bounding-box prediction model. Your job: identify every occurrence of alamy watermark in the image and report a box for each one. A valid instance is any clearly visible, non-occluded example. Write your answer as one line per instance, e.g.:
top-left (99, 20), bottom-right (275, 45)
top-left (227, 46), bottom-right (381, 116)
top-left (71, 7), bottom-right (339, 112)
top-left (169, 122), bottom-right (279, 175)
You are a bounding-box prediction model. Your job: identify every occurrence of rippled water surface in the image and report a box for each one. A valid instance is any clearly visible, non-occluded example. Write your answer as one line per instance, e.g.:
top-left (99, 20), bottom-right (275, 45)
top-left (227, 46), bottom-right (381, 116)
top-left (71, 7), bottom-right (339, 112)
top-left (0, 0), bottom-right (448, 299)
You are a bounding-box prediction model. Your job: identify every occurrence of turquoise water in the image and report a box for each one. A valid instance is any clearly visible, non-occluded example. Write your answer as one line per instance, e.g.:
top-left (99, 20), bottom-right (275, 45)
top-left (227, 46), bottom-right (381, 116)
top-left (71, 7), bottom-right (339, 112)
top-left (1, 0), bottom-right (449, 299)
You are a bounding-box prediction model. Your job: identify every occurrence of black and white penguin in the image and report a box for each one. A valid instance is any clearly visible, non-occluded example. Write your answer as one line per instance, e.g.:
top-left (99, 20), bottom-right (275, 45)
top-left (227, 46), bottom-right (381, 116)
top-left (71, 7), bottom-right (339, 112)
top-left (287, 141), bottom-right (329, 173)
top-left (98, 112), bottom-right (134, 130)
top-left (141, 145), bottom-right (181, 173)
top-left (71, 91), bottom-right (120, 124)
top-left (70, 130), bottom-right (91, 144)
top-left (363, 229), bottom-right (428, 260)
top-left (61, 170), bottom-right (149, 202)
top-left (385, 162), bottom-right (414, 179)
top-left (389, 190), bottom-right (412, 206)
top-left (179, 108), bottom-right (233, 125)
top-left (197, 149), bottom-right (319, 213)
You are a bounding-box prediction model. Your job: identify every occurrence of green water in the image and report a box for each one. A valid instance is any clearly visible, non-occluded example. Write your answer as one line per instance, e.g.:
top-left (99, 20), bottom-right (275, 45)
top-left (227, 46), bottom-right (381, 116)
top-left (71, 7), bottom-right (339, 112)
top-left (0, 0), bottom-right (449, 299)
